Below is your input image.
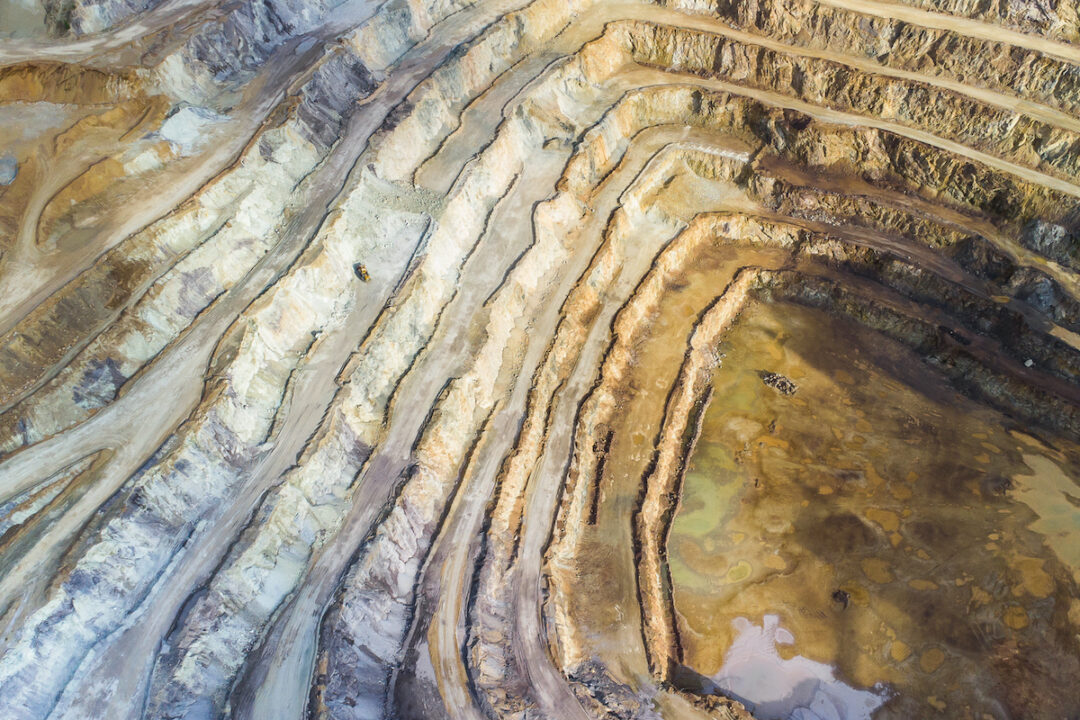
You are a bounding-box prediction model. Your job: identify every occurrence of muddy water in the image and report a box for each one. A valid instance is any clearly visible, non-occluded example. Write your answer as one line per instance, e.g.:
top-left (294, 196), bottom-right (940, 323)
top-left (670, 300), bottom-right (1080, 720)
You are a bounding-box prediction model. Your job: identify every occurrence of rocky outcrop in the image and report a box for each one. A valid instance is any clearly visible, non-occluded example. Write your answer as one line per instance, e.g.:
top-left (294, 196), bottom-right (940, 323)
top-left (43, 0), bottom-right (166, 35)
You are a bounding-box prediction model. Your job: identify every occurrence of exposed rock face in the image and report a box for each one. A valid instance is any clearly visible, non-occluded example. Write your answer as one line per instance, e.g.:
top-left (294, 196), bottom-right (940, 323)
top-left (0, 0), bottom-right (1079, 719)
top-left (42, 0), bottom-right (165, 35)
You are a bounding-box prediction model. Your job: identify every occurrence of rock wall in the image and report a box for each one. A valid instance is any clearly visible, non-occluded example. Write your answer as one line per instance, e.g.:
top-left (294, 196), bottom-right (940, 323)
top-left (0, 0), bottom-right (1079, 718)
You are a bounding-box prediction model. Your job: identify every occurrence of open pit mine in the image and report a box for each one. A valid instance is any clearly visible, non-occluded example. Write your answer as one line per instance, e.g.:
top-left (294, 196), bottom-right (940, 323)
top-left (2, 0), bottom-right (1080, 717)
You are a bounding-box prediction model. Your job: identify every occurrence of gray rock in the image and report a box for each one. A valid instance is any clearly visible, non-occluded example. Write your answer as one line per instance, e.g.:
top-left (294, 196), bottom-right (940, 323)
top-left (0, 154), bottom-right (17, 185)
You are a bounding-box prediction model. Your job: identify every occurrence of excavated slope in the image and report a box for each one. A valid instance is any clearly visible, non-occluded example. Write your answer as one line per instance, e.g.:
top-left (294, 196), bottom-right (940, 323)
top-left (0, 0), bottom-right (1079, 718)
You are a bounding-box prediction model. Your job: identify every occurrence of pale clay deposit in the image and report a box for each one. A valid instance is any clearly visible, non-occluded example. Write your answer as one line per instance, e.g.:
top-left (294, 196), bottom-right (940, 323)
top-left (0, 0), bottom-right (1079, 718)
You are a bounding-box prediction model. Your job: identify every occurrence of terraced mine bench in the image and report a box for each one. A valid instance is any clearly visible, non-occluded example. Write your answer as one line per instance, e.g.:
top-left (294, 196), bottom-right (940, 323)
top-left (0, 0), bottom-right (1079, 718)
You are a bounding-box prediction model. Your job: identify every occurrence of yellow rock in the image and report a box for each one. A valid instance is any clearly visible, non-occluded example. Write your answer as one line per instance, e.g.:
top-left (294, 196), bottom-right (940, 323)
top-left (969, 586), bottom-right (991, 607)
top-left (919, 648), bottom-right (945, 673)
top-left (861, 558), bottom-right (894, 584)
top-left (865, 507), bottom-right (900, 532)
top-left (1009, 555), bottom-right (1054, 598)
top-left (1003, 605), bottom-right (1029, 630)
top-left (908, 579), bottom-right (938, 591)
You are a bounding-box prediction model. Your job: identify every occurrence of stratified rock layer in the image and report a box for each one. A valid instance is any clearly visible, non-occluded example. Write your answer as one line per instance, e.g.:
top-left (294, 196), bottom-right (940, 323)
top-left (0, 0), bottom-right (1079, 718)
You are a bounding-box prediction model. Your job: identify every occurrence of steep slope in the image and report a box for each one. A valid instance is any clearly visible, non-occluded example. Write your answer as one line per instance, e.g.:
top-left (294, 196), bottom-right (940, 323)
top-left (0, 0), bottom-right (1078, 718)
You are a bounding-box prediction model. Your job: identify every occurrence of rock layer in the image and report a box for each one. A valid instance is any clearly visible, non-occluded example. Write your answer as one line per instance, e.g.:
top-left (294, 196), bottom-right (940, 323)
top-left (0, 0), bottom-right (1079, 718)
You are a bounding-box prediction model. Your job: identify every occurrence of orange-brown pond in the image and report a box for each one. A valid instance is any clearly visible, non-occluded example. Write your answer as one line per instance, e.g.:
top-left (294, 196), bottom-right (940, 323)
top-left (670, 300), bottom-right (1080, 720)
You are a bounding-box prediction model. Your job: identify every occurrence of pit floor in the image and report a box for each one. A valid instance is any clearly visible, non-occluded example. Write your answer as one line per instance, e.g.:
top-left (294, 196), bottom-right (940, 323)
top-left (671, 300), bottom-right (1080, 720)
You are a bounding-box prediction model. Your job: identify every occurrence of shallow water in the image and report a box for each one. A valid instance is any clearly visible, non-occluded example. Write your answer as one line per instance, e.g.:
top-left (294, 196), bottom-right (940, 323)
top-left (711, 614), bottom-right (890, 720)
top-left (670, 300), bottom-right (1080, 719)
